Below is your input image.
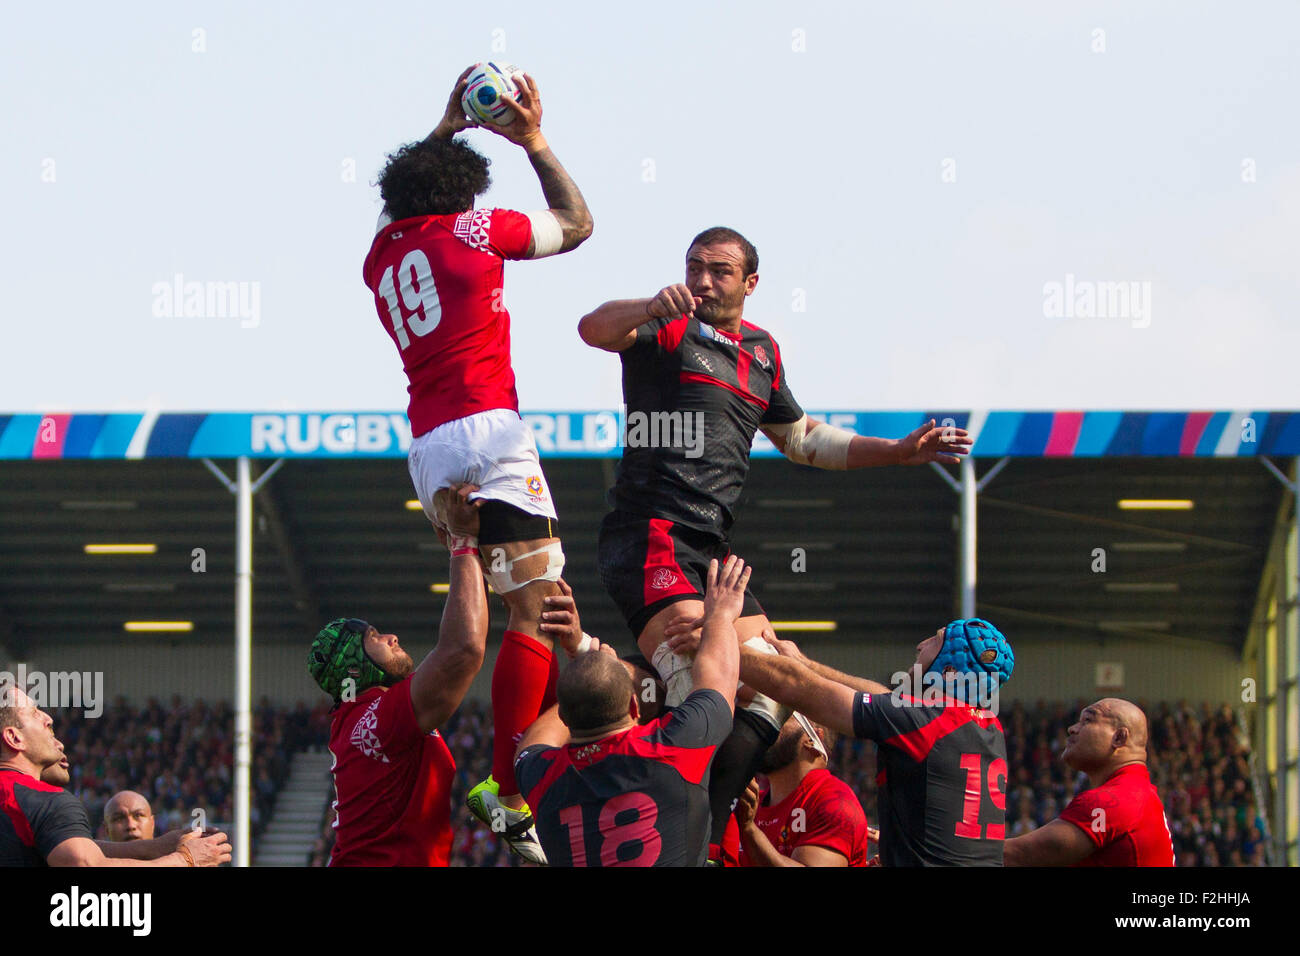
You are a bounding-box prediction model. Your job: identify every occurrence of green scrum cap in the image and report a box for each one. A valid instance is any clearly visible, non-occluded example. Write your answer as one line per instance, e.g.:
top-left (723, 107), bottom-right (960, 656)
top-left (307, 618), bottom-right (396, 701)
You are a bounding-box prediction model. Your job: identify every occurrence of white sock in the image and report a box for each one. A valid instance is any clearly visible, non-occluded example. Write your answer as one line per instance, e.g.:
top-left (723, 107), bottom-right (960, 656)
top-left (651, 641), bottom-right (695, 708)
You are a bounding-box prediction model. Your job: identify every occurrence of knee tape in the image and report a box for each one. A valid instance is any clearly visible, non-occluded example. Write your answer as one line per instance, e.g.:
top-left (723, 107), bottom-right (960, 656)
top-left (484, 541), bottom-right (565, 594)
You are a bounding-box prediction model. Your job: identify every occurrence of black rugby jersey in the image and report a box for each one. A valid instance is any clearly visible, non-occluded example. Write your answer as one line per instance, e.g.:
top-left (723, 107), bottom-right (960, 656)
top-left (852, 692), bottom-right (1008, 867)
top-left (611, 314), bottom-right (804, 536)
top-left (0, 766), bottom-right (93, 866)
top-left (515, 689), bottom-right (731, 867)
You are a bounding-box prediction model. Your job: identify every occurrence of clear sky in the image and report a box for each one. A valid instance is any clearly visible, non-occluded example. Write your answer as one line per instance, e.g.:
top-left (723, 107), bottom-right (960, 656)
top-left (3, 0), bottom-right (1297, 414)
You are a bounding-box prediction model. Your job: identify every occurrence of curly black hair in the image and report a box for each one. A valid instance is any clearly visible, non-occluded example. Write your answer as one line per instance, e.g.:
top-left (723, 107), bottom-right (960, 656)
top-left (377, 137), bottom-right (492, 220)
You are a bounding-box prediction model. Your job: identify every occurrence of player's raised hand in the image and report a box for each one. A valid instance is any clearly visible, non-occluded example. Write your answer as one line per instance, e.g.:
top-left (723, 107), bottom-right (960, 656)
top-left (435, 482), bottom-right (483, 540)
top-left (433, 65), bottom-right (480, 139)
top-left (896, 419), bottom-right (973, 465)
top-left (540, 579), bottom-right (587, 657)
top-left (761, 628), bottom-right (806, 663)
top-left (489, 71), bottom-right (545, 149)
top-left (702, 555), bottom-right (751, 625)
top-left (647, 283), bottom-right (701, 319)
top-left (664, 612), bottom-right (704, 656)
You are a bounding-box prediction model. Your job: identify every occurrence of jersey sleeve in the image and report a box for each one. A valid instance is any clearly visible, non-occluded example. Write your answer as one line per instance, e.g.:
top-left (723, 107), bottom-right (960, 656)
top-left (851, 692), bottom-right (929, 748)
top-left (760, 336), bottom-right (804, 425)
top-left (1059, 786), bottom-right (1126, 849)
top-left (28, 789), bottom-right (94, 859)
top-left (514, 745), bottom-right (557, 806)
top-left (482, 208), bottom-right (534, 259)
top-left (620, 314), bottom-right (677, 359)
top-left (656, 689), bottom-right (733, 750)
top-left (790, 781), bottom-right (868, 860)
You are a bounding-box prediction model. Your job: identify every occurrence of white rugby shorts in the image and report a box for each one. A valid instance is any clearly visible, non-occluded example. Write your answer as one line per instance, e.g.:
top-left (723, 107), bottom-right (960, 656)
top-left (407, 408), bottom-right (558, 525)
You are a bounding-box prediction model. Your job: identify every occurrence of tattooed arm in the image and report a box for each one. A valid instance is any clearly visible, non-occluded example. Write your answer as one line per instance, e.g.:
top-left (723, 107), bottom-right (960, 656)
top-left (482, 71), bottom-right (593, 255)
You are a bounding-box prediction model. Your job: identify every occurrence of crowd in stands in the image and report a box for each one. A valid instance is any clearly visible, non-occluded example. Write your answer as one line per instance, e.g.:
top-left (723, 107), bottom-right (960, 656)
top-left (306, 696), bottom-right (1270, 867)
top-left (51, 696), bottom-right (330, 842)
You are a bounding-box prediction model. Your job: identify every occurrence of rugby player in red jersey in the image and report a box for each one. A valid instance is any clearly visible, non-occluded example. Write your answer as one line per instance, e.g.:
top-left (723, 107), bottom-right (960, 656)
top-left (1003, 698), bottom-right (1174, 867)
top-left (363, 67), bottom-right (593, 861)
top-left (309, 485), bottom-right (488, 867)
top-left (512, 556), bottom-right (748, 867)
top-left (735, 713), bottom-right (873, 867)
top-left (714, 619), bottom-right (1013, 866)
top-left (578, 227), bottom-right (972, 858)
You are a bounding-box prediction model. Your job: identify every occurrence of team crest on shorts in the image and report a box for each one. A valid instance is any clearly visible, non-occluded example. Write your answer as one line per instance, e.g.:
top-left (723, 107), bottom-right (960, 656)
top-left (526, 476), bottom-right (544, 497)
top-left (650, 568), bottom-right (677, 590)
top-left (753, 344), bottom-right (771, 369)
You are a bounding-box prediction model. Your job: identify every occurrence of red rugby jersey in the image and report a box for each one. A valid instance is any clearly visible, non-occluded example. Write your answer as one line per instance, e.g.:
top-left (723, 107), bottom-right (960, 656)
top-left (1059, 763), bottom-right (1175, 867)
top-left (362, 208), bottom-right (534, 436)
top-left (739, 768), bottom-right (872, 866)
top-left (327, 679), bottom-right (456, 866)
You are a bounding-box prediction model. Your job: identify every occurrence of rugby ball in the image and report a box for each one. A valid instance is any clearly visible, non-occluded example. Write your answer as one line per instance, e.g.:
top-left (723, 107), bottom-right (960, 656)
top-left (461, 62), bottom-right (522, 125)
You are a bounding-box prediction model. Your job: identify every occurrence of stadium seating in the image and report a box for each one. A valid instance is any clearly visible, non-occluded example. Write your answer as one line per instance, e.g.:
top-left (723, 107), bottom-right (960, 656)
top-left (52, 696), bottom-right (332, 848)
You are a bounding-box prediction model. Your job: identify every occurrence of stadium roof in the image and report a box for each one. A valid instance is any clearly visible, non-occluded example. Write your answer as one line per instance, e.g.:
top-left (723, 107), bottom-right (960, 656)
top-left (0, 449), bottom-right (1285, 655)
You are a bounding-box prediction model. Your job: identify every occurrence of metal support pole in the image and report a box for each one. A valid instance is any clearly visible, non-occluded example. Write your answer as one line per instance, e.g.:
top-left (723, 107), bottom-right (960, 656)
top-left (1293, 460), bottom-right (1299, 866)
top-left (1284, 456), bottom-right (1300, 866)
top-left (960, 456), bottom-right (977, 619)
top-left (234, 457), bottom-right (253, 867)
top-left (1293, 463), bottom-right (1299, 866)
top-left (1257, 456), bottom-right (1300, 865)
top-left (1276, 527), bottom-right (1287, 867)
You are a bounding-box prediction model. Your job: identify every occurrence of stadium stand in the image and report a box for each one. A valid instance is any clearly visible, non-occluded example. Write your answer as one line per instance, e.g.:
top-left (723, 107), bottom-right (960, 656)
top-left (51, 696), bottom-right (331, 852)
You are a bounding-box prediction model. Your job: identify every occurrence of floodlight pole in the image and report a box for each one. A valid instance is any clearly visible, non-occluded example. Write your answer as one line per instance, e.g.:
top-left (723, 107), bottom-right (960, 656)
top-left (234, 458), bottom-right (252, 869)
top-left (202, 456), bottom-right (284, 868)
top-left (931, 457), bottom-right (1008, 619)
top-left (960, 457), bottom-right (977, 618)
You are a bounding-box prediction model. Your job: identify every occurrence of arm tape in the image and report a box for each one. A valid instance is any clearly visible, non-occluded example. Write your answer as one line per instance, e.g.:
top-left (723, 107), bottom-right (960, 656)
top-left (524, 210), bottom-right (564, 258)
top-left (767, 416), bottom-right (853, 470)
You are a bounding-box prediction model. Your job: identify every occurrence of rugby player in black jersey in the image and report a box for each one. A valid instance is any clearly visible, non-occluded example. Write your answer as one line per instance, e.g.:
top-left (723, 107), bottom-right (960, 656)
top-left (578, 226), bottom-right (972, 857)
top-left (515, 556), bottom-right (748, 866)
top-left (719, 620), bottom-right (1013, 866)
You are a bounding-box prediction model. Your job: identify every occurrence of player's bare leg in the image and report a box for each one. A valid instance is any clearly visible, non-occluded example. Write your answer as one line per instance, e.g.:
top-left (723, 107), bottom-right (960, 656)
top-left (479, 537), bottom-right (563, 809)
